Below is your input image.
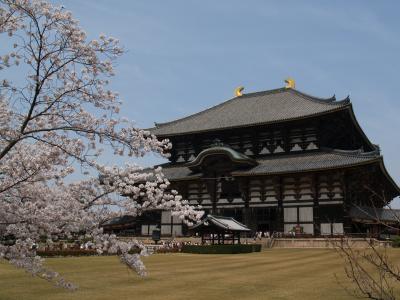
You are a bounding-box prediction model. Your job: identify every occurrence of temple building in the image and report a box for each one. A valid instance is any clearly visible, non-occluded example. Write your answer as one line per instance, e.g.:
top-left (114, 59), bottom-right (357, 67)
top-left (104, 80), bottom-right (399, 237)
top-left (142, 80), bottom-right (399, 237)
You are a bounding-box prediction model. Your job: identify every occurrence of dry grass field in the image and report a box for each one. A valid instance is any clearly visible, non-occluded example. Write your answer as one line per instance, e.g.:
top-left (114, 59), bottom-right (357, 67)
top-left (1, 249), bottom-right (400, 300)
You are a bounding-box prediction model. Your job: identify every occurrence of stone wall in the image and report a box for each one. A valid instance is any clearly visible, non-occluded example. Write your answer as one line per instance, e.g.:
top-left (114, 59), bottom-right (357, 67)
top-left (270, 238), bottom-right (391, 249)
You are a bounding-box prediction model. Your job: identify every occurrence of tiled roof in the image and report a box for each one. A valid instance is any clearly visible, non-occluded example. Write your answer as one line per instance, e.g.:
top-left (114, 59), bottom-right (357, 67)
top-left (160, 149), bottom-right (380, 180)
top-left (151, 88), bottom-right (350, 136)
top-left (350, 206), bottom-right (400, 223)
top-left (232, 149), bottom-right (380, 176)
top-left (190, 215), bottom-right (251, 232)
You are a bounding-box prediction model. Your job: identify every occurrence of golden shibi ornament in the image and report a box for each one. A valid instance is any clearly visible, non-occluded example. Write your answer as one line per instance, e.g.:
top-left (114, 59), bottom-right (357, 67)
top-left (285, 77), bottom-right (295, 89)
top-left (234, 86), bottom-right (244, 97)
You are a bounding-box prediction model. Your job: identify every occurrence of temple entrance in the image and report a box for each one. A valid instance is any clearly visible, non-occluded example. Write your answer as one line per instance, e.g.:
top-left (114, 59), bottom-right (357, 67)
top-left (256, 223), bottom-right (270, 233)
top-left (256, 207), bottom-right (278, 233)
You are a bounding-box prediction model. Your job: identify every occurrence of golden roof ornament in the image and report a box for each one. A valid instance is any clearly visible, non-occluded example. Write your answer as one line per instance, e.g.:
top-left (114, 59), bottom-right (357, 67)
top-left (234, 86), bottom-right (244, 97)
top-left (285, 78), bottom-right (295, 89)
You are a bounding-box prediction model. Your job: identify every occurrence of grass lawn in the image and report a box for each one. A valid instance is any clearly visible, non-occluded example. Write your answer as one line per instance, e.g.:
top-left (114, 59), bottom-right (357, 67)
top-left (1, 249), bottom-right (400, 300)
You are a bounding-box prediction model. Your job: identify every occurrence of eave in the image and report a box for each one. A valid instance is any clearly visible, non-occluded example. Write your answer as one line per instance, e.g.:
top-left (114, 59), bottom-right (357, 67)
top-left (346, 104), bottom-right (376, 151)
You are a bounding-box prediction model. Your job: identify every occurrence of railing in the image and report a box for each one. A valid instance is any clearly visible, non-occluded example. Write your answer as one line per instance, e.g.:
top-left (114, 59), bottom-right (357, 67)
top-left (266, 237), bottom-right (275, 248)
top-left (270, 232), bottom-right (315, 239)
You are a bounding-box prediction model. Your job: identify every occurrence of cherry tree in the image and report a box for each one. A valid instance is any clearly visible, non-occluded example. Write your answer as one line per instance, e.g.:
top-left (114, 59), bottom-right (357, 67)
top-left (0, 0), bottom-right (202, 289)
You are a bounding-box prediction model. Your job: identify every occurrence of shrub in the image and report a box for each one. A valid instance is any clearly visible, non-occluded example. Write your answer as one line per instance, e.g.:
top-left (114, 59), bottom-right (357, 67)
top-left (37, 249), bottom-right (98, 257)
top-left (391, 237), bottom-right (400, 248)
top-left (155, 246), bottom-right (181, 254)
top-left (181, 244), bottom-right (261, 254)
top-left (37, 247), bottom-right (141, 257)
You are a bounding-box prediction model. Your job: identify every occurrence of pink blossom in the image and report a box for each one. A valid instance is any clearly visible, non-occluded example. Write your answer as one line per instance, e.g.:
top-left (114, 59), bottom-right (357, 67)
top-left (0, 0), bottom-right (202, 289)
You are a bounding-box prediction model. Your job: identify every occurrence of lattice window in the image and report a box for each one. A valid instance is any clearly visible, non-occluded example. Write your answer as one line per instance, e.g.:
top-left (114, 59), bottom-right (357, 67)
top-left (299, 207), bottom-right (313, 222)
top-left (321, 223), bottom-right (344, 235)
top-left (300, 224), bottom-right (314, 234)
top-left (284, 207), bottom-right (297, 222)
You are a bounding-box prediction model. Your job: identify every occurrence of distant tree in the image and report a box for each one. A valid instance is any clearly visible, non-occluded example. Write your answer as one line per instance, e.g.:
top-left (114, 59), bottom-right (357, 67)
top-left (0, 0), bottom-right (202, 289)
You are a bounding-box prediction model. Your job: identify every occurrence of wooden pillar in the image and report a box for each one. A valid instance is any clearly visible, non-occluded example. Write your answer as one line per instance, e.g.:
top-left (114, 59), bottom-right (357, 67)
top-left (313, 174), bottom-right (320, 236)
top-left (342, 171), bottom-right (352, 234)
top-left (277, 176), bottom-right (284, 233)
top-left (239, 178), bottom-right (250, 228)
top-left (205, 172), bottom-right (218, 215)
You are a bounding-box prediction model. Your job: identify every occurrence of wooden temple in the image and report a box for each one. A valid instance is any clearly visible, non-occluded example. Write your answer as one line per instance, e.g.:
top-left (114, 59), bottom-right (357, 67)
top-left (141, 82), bottom-right (400, 238)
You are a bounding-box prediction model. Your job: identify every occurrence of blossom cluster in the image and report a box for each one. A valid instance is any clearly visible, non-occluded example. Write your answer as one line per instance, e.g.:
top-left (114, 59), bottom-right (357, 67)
top-left (0, 0), bottom-right (202, 289)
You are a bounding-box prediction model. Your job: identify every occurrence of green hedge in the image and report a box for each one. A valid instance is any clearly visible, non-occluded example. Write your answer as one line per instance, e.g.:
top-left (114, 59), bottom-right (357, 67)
top-left (37, 249), bottom-right (98, 257)
top-left (392, 237), bottom-right (400, 248)
top-left (37, 247), bottom-right (141, 257)
top-left (181, 244), bottom-right (261, 254)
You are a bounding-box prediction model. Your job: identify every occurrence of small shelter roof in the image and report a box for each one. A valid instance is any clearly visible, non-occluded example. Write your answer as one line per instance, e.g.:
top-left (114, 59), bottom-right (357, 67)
top-left (350, 206), bottom-right (400, 224)
top-left (190, 215), bottom-right (251, 232)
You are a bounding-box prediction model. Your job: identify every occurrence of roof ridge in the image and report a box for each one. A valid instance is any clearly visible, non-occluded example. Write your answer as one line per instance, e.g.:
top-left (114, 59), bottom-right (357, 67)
top-left (289, 89), bottom-right (351, 105)
top-left (153, 87), bottom-right (349, 129)
top-left (235, 87), bottom-right (287, 98)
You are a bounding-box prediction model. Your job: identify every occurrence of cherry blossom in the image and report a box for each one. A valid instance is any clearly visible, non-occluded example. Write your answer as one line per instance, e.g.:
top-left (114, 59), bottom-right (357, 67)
top-left (0, 0), bottom-right (202, 289)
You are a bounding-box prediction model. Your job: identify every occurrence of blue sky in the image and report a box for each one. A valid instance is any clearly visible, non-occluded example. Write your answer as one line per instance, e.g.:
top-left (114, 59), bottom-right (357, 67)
top-left (51, 1), bottom-right (400, 204)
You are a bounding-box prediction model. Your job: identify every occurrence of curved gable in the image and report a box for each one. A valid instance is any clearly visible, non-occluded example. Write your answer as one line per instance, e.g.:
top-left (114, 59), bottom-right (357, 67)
top-left (186, 146), bottom-right (257, 172)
